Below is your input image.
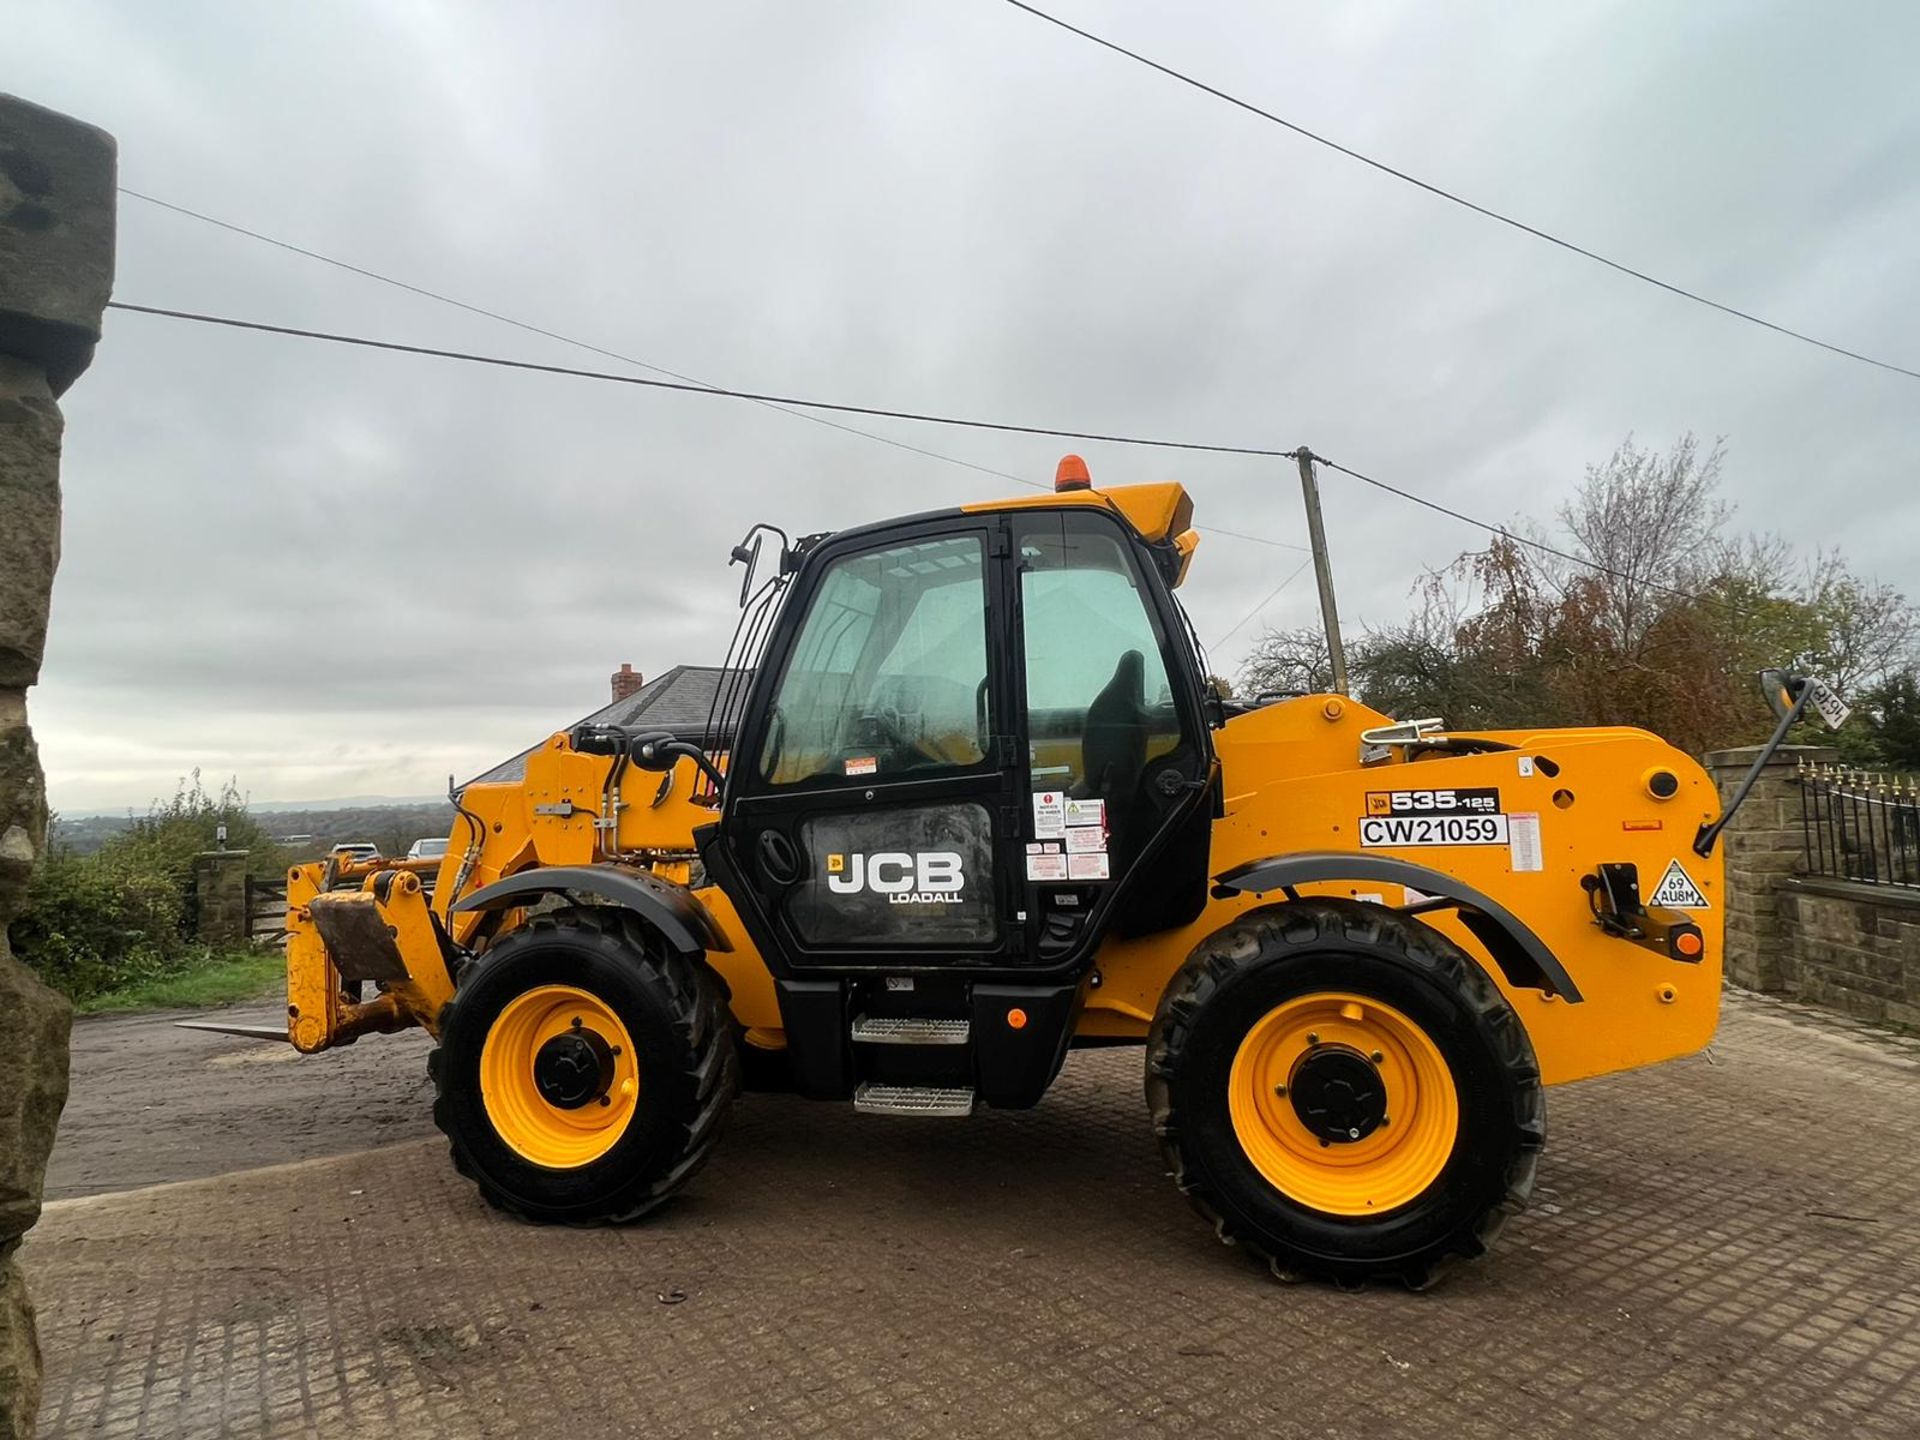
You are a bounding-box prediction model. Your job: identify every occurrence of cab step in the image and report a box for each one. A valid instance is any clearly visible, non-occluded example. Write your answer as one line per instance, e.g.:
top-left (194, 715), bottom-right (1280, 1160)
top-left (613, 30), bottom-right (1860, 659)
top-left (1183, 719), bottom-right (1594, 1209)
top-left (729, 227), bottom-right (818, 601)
top-left (852, 1082), bottom-right (976, 1117)
top-left (850, 1015), bottom-right (971, 1046)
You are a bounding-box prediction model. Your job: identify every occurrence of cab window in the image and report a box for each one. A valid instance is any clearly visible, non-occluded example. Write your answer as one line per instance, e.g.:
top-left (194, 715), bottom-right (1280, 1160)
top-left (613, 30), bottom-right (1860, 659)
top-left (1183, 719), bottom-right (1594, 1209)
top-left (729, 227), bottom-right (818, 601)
top-left (1018, 513), bottom-right (1181, 850)
top-left (758, 533), bottom-right (991, 785)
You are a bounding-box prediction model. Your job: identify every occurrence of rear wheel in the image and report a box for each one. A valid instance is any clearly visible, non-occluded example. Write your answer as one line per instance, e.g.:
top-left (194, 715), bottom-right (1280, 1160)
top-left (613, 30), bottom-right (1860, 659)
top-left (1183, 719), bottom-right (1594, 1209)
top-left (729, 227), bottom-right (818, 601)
top-left (430, 907), bottom-right (738, 1223)
top-left (1147, 899), bottom-right (1542, 1287)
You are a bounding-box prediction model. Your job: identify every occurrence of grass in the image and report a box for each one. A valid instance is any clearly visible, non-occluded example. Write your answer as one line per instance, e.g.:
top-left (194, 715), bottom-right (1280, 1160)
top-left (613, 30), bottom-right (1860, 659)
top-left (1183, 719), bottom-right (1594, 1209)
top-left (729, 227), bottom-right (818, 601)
top-left (73, 949), bottom-right (286, 1016)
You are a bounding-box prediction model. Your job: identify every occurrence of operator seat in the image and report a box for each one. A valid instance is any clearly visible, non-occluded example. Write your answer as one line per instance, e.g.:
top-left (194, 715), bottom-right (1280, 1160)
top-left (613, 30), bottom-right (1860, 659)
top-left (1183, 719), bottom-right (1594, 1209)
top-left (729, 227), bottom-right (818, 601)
top-left (1080, 649), bottom-right (1149, 851)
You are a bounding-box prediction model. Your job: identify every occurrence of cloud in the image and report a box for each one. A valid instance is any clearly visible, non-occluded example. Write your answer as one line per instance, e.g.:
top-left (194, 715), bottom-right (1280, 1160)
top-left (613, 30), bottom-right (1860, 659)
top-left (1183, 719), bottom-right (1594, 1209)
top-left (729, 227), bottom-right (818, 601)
top-left (12, 0), bottom-right (1918, 810)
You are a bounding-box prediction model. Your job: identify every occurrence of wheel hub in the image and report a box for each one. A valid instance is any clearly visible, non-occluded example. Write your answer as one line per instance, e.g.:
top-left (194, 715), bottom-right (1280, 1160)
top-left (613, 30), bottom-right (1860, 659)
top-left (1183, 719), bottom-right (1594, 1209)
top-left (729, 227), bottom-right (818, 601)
top-left (1287, 1043), bottom-right (1386, 1143)
top-left (532, 1027), bottom-right (614, 1110)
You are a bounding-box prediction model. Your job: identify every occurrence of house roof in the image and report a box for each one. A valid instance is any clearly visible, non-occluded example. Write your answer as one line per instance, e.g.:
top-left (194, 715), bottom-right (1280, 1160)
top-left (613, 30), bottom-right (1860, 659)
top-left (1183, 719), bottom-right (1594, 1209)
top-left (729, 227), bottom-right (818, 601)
top-left (465, 664), bottom-right (742, 787)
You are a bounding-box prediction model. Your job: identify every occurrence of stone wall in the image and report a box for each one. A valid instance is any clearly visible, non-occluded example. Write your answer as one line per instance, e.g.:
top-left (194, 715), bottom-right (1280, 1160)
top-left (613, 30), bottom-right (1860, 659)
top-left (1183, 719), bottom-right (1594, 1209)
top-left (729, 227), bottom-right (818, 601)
top-left (1706, 744), bottom-right (1920, 1027)
top-left (1703, 744), bottom-right (1830, 992)
top-left (0, 92), bottom-right (116, 1439)
top-left (1777, 879), bottom-right (1920, 1029)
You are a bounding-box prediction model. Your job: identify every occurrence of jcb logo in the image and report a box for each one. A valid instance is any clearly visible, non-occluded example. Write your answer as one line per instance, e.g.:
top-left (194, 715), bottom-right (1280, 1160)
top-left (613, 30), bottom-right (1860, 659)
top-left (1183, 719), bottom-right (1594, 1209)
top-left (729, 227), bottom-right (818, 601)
top-left (1370, 790), bottom-right (1459, 813)
top-left (1366, 788), bottom-right (1500, 817)
top-left (825, 851), bottom-right (965, 905)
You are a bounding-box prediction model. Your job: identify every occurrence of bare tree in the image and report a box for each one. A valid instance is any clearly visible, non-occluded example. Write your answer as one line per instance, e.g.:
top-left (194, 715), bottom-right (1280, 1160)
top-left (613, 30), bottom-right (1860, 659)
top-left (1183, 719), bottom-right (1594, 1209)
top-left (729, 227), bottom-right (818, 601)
top-left (1237, 625), bottom-right (1338, 698)
top-left (1797, 551), bottom-right (1918, 696)
top-left (1553, 433), bottom-right (1728, 655)
top-left (1234, 434), bottom-right (1916, 757)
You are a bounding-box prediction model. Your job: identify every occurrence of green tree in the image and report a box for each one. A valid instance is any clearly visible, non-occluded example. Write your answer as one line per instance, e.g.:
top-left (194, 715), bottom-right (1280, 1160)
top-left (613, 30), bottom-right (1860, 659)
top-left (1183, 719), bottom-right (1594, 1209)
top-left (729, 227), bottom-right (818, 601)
top-left (1841, 670), bottom-right (1920, 771)
top-left (9, 773), bottom-right (287, 1002)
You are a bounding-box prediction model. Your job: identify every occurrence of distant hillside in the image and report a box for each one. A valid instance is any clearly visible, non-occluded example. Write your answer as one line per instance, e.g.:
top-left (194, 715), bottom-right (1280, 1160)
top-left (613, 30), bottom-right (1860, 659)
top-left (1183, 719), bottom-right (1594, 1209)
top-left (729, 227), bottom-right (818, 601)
top-left (59, 793), bottom-right (445, 819)
top-left (53, 801), bottom-right (458, 862)
top-left (246, 794), bottom-right (447, 815)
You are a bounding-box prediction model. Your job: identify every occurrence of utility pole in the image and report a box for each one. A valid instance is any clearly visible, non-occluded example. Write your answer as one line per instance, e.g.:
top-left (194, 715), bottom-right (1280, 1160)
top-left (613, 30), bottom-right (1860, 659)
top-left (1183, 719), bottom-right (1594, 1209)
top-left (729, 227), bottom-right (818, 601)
top-left (1295, 448), bottom-right (1349, 694)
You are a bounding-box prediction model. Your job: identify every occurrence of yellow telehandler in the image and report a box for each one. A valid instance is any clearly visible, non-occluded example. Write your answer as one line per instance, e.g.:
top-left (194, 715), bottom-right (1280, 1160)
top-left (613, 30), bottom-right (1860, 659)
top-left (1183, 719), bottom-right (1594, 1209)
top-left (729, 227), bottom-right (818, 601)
top-left (256, 457), bottom-right (1799, 1285)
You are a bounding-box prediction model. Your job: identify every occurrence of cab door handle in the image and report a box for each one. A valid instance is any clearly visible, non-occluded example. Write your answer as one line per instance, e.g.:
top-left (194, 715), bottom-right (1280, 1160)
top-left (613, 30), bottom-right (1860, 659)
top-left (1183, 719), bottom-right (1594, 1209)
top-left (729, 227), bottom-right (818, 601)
top-left (757, 829), bottom-right (801, 885)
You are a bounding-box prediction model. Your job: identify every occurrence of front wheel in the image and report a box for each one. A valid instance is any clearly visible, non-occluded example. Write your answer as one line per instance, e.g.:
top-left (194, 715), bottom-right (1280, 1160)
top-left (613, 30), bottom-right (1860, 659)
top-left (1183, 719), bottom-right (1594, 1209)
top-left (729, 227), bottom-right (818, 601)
top-left (1147, 900), bottom-right (1543, 1287)
top-left (429, 907), bottom-right (738, 1223)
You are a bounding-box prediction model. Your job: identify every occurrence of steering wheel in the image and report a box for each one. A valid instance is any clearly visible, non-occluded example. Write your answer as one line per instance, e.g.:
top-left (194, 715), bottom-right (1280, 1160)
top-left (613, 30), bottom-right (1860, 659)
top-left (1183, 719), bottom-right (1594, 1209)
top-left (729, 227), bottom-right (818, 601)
top-left (863, 702), bottom-right (916, 754)
top-left (867, 677), bottom-right (954, 767)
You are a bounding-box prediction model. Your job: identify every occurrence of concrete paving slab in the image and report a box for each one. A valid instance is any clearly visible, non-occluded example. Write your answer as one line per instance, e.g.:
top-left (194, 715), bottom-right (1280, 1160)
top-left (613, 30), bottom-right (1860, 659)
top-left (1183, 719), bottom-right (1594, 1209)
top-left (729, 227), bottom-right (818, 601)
top-left (23, 992), bottom-right (1920, 1438)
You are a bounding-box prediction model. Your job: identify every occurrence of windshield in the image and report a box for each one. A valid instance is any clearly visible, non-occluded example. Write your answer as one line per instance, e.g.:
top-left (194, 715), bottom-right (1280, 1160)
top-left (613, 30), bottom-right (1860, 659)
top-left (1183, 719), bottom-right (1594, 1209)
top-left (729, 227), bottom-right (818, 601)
top-left (758, 533), bottom-right (991, 785)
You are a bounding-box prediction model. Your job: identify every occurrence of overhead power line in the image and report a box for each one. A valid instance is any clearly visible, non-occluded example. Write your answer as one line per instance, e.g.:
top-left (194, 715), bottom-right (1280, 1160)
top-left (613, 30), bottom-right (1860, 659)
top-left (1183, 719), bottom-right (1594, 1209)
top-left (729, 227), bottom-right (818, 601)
top-left (1310, 454), bottom-right (1705, 604)
top-left (104, 299), bottom-right (1751, 617)
top-left (1210, 558), bottom-right (1313, 650)
top-left (1001, 0), bottom-right (1919, 384)
top-left (117, 188), bottom-right (1308, 555)
top-left (117, 188), bottom-right (1044, 494)
top-left (107, 300), bottom-right (1317, 456)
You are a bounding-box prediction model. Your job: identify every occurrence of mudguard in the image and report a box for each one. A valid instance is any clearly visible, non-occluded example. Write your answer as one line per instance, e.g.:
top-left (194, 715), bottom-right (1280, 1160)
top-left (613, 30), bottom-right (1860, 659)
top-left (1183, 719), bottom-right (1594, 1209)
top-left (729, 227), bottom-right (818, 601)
top-left (1213, 850), bottom-right (1582, 1003)
top-left (451, 864), bottom-right (732, 955)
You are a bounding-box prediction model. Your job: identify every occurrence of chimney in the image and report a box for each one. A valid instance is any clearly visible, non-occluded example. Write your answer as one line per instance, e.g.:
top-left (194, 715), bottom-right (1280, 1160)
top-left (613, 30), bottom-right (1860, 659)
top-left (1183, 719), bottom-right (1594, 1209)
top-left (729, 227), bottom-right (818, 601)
top-left (611, 663), bottom-right (645, 703)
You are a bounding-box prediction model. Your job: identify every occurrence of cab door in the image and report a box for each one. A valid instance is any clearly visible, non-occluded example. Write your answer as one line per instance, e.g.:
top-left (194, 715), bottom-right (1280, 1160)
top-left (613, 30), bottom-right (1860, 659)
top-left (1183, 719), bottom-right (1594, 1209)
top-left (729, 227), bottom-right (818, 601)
top-left (1011, 509), bottom-right (1215, 960)
top-left (719, 518), bottom-right (1023, 968)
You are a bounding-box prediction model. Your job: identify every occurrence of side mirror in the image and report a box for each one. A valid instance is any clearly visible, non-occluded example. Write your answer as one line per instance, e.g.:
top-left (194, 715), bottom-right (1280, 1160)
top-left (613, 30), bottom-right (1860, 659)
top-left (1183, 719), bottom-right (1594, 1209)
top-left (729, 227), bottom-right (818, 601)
top-left (1759, 668), bottom-right (1801, 723)
top-left (730, 533), bottom-right (764, 608)
top-left (1759, 669), bottom-right (1851, 730)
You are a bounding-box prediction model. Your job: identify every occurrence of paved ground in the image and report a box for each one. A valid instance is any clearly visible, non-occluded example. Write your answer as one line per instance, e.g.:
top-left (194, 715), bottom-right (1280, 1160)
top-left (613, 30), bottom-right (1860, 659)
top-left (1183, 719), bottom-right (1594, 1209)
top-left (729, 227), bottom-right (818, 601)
top-left (23, 992), bottom-right (1920, 1438)
top-left (44, 1004), bottom-right (435, 1201)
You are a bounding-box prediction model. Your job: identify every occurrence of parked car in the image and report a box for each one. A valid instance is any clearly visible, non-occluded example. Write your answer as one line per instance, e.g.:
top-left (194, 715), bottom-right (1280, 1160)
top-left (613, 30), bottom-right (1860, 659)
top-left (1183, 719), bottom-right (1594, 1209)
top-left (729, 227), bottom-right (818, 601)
top-left (329, 842), bottom-right (380, 864)
top-left (406, 837), bottom-right (450, 861)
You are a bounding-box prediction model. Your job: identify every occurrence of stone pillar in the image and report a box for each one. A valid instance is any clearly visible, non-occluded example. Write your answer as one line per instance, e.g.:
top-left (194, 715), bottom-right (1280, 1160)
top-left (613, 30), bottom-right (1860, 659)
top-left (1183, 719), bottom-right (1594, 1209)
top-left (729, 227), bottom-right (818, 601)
top-left (0, 92), bottom-right (116, 1439)
top-left (194, 850), bottom-right (252, 944)
top-left (1703, 744), bottom-right (1836, 993)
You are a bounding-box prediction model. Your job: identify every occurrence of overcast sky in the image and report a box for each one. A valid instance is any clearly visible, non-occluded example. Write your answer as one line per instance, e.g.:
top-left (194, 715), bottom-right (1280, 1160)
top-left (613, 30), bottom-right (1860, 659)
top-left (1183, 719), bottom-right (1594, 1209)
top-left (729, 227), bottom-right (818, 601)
top-left (14, 0), bottom-right (1918, 812)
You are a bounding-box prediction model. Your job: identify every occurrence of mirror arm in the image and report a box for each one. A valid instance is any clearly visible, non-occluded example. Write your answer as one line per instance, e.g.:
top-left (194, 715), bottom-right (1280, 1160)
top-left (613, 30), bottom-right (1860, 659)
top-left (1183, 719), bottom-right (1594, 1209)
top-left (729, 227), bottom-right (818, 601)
top-left (1692, 681), bottom-right (1812, 857)
top-left (570, 725), bottom-right (727, 792)
top-left (638, 736), bottom-right (727, 792)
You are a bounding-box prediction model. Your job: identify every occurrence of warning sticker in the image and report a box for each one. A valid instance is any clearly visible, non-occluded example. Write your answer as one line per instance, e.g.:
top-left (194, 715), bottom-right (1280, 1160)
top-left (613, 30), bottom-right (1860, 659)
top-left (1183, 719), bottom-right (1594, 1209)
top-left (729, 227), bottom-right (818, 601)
top-left (1064, 798), bottom-right (1106, 828)
top-left (1032, 790), bottom-right (1065, 838)
top-left (1026, 847), bottom-right (1067, 882)
top-left (1065, 825), bottom-right (1106, 854)
top-left (1508, 812), bottom-right (1542, 872)
top-left (1649, 859), bottom-right (1710, 909)
top-left (1067, 852), bottom-right (1110, 881)
top-left (843, 756), bottom-right (877, 777)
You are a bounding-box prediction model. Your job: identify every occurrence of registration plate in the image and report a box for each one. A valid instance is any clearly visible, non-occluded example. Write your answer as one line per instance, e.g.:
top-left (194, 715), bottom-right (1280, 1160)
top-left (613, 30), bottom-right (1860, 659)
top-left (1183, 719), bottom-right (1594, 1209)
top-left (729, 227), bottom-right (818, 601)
top-left (1359, 813), bottom-right (1510, 848)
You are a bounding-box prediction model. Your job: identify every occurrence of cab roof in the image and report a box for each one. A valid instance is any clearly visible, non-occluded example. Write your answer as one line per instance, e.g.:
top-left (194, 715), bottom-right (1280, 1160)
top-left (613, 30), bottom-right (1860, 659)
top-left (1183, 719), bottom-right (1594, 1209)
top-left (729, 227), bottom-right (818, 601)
top-left (962, 480), bottom-right (1194, 546)
top-left (963, 479), bottom-right (1200, 586)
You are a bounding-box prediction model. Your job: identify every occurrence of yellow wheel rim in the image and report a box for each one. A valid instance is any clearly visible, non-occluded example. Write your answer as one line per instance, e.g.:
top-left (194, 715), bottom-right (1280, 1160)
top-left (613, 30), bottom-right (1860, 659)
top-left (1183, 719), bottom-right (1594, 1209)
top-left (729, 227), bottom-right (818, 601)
top-left (1228, 991), bottom-right (1458, 1217)
top-left (479, 985), bottom-right (639, 1169)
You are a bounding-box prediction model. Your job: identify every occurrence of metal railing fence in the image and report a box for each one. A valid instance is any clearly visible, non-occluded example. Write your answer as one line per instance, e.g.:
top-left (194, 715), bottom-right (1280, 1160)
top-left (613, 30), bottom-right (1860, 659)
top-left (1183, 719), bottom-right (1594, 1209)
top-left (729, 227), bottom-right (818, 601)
top-left (1799, 760), bottom-right (1920, 889)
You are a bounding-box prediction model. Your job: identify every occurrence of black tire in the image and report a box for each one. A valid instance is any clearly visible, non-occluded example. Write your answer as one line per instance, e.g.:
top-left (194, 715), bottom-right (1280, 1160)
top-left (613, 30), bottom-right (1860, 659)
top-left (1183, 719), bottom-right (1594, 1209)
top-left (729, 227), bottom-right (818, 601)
top-left (1147, 899), bottom-right (1543, 1288)
top-left (429, 906), bottom-right (739, 1223)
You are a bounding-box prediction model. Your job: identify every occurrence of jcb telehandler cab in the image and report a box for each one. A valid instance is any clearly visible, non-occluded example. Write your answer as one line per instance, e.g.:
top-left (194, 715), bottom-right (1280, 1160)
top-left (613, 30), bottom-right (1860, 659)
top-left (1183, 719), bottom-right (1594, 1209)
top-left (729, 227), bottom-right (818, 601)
top-left (270, 458), bottom-right (1752, 1286)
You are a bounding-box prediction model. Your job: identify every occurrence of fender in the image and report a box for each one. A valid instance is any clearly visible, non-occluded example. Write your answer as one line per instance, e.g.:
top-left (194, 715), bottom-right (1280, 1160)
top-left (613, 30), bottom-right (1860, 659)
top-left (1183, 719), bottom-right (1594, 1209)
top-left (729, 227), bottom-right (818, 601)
top-left (451, 864), bottom-right (732, 955)
top-left (1212, 851), bottom-right (1582, 1003)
